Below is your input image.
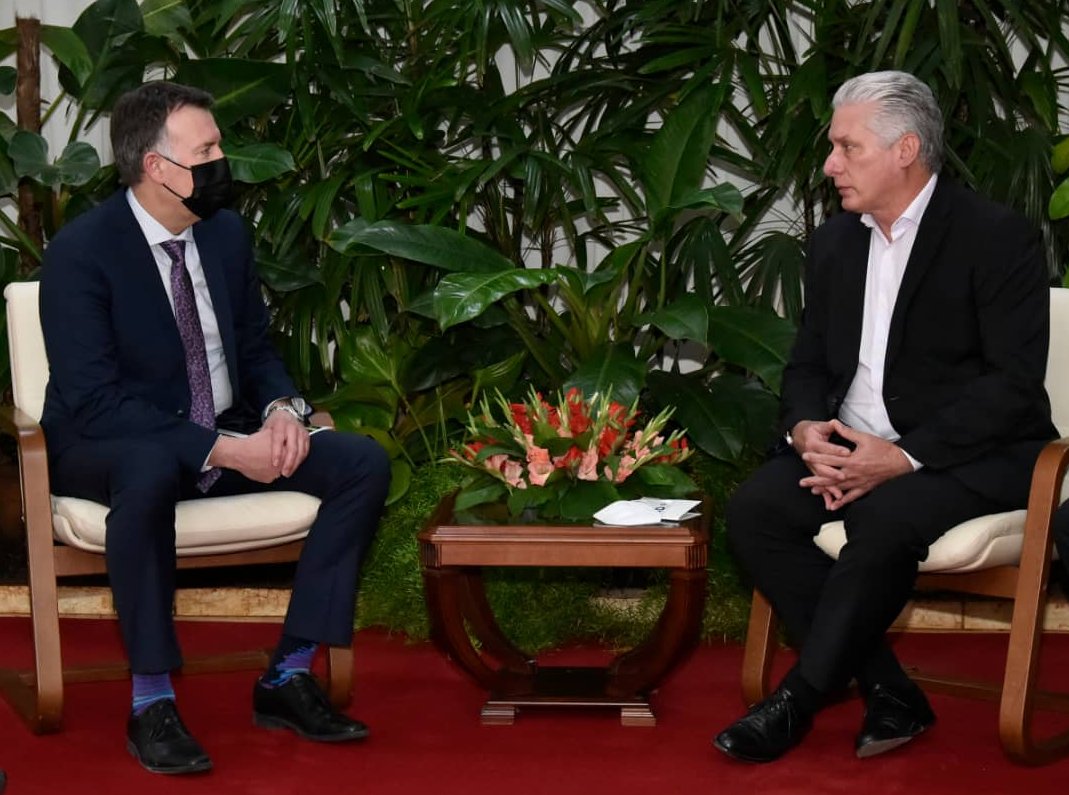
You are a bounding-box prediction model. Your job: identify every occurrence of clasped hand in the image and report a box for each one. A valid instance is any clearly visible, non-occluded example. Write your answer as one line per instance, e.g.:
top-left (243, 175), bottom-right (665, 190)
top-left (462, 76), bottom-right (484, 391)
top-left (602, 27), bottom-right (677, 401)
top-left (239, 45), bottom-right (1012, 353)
top-left (207, 410), bottom-right (311, 483)
top-left (791, 418), bottom-right (912, 510)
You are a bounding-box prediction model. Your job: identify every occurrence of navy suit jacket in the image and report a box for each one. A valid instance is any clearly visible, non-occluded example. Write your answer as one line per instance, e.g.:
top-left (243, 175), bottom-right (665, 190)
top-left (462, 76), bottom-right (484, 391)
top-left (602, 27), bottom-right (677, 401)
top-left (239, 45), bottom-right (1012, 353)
top-left (780, 178), bottom-right (1057, 505)
top-left (39, 190), bottom-right (299, 475)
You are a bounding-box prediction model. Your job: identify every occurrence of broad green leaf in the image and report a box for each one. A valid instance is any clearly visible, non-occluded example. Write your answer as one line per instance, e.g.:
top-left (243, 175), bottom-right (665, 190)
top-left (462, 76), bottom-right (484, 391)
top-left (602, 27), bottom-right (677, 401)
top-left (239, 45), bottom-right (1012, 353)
top-left (255, 246), bottom-right (324, 292)
top-left (337, 326), bottom-right (400, 388)
top-left (564, 347), bottom-right (646, 406)
top-left (646, 371), bottom-right (746, 462)
top-left (223, 142), bottom-right (295, 183)
top-left (1053, 138), bottom-right (1069, 176)
top-left (55, 142), bottom-right (101, 186)
top-left (8, 131), bottom-right (49, 179)
top-left (329, 221), bottom-right (514, 274)
top-left (471, 350), bottom-right (526, 400)
top-left (454, 480), bottom-right (507, 513)
top-left (385, 458), bottom-right (411, 506)
top-left (74, 0), bottom-right (142, 54)
top-left (638, 82), bottom-right (727, 219)
top-left (431, 269), bottom-right (558, 330)
top-left (140, 0), bottom-right (194, 38)
top-left (173, 59), bottom-right (290, 129)
top-left (329, 401), bottom-right (395, 431)
top-left (39, 27), bottom-right (93, 88)
top-left (0, 149), bottom-right (16, 195)
top-left (0, 66), bottom-right (14, 95)
top-left (635, 293), bottom-right (709, 342)
top-left (707, 306), bottom-right (796, 394)
top-left (630, 465), bottom-right (698, 498)
top-left (738, 378), bottom-right (780, 452)
top-left (1050, 177), bottom-right (1069, 220)
top-left (662, 183), bottom-right (744, 216)
top-left (559, 480), bottom-right (620, 521)
top-left (312, 381), bottom-right (398, 414)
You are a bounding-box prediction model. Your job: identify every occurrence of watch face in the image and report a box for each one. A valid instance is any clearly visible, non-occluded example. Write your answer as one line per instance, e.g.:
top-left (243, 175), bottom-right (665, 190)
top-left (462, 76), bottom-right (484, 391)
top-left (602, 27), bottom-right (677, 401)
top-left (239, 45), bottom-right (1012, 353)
top-left (290, 397), bottom-right (309, 417)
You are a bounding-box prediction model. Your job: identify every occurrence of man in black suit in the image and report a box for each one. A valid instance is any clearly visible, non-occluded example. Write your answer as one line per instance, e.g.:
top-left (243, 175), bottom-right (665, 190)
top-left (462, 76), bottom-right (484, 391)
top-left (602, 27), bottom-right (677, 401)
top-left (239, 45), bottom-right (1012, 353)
top-left (39, 82), bottom-right (391, 774)
top-left (714, 71), bottom-right (1055, 763)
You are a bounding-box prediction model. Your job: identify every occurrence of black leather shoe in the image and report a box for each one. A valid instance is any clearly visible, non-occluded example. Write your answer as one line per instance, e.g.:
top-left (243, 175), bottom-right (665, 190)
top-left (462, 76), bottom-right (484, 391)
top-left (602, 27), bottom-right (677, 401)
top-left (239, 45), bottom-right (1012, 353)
top-left (126, 699), bottom-right (212, 775)
top-left (253, 673), bottom-right (369, 742)
top-left (713, 686), bottom-right (812, 763)
top-left (855, 683), bottom-right (935, 758)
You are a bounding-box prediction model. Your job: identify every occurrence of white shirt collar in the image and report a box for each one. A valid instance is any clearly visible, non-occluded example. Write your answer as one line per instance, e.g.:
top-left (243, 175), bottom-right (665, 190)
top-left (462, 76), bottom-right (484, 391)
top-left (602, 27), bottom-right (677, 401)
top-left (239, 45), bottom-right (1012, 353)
top-left (860, 173), bottom-right (938, 240)
top-left (125, 188), bottom-right (194, 247)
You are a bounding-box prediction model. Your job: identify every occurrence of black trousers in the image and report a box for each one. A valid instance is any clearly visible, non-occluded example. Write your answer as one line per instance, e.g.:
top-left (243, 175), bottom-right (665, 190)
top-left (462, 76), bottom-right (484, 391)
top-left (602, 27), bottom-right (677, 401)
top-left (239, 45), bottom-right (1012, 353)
top-left (726, 452), bottom-right (1009, 695)
top-left (50, 430), bottom-right (391, 673)
top-left (1051, 502), bottom-right (1069, 589)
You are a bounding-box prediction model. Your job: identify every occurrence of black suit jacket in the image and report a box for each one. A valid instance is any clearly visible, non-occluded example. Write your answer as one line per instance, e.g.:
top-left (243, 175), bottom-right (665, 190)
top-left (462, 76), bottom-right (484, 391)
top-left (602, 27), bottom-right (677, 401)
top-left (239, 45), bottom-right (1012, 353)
top-left (780, 177), bottom-right (1057, 505)
top-left (39, 190), bottom-right (299, 474)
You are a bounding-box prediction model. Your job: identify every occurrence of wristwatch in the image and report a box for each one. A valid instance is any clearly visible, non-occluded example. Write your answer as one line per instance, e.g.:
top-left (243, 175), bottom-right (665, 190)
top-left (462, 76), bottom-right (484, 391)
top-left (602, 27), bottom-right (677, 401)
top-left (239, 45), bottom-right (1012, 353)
top-left (264, 397), bottom-right (310, 425)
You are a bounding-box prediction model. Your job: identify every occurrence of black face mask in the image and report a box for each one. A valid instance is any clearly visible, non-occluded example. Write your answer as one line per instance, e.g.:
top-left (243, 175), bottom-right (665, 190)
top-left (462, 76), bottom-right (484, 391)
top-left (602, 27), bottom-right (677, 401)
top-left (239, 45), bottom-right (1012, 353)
top-left (158, 153), bottom-right (233, 220)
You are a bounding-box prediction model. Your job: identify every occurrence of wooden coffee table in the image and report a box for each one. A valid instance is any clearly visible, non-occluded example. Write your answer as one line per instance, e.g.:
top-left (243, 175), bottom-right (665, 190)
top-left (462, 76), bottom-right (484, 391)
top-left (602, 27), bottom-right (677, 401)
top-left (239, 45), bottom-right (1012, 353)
top-left (418, 493), bottom-right (709, 726)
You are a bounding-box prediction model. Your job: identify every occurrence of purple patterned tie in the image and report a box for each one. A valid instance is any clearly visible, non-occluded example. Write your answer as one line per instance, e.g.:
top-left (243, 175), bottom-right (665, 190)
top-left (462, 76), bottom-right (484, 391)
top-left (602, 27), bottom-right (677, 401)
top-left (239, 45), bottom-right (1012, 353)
top-left (160, 240), bottom-right (221, 492)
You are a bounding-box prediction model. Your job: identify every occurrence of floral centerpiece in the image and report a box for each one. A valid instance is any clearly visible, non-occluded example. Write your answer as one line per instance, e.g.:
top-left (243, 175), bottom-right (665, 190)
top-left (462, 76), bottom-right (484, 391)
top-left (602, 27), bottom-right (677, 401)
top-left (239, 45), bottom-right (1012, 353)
top-left (448, 386), bottom-right (697, 522)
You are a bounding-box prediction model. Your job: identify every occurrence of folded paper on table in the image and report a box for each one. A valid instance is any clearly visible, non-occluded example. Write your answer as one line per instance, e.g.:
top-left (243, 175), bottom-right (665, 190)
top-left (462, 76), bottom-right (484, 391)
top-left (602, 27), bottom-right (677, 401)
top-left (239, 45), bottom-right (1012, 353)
top-left (593, 498), bottom-right (702, 527)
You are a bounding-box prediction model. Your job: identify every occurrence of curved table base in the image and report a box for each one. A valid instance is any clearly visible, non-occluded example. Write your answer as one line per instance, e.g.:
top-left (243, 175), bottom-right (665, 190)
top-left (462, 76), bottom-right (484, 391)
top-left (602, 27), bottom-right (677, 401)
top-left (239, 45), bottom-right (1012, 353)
top-left (419, 498), bottom-right (709, 726)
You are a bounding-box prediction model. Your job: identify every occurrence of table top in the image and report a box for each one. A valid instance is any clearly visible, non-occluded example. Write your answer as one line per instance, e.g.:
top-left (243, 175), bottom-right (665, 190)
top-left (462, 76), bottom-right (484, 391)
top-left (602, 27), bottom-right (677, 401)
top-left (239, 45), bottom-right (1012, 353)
top-left (419, 493), bottom-right (709, 569)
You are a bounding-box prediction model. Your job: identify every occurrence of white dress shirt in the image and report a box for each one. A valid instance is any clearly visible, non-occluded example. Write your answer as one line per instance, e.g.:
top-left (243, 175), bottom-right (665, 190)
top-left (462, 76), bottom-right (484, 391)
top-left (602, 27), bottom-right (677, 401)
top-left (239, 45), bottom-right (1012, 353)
top-left (838, 174), bottom-right (938, 469)
top-left (126, 190), bottom-right (234, 416)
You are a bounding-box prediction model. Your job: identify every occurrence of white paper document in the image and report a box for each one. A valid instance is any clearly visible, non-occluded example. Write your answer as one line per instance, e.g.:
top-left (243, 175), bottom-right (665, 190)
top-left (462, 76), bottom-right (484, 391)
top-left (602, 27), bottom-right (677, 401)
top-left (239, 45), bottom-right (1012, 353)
top-left (592, 498), bottom-right (702, 526)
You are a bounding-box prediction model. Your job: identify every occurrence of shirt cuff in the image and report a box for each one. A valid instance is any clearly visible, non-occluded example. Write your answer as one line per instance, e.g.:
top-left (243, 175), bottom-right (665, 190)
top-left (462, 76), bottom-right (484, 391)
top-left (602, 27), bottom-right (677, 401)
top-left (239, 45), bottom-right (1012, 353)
top-left (201, 436), bottom-right (221, 473)
top-left (901, 448), bottom-right (923, 471)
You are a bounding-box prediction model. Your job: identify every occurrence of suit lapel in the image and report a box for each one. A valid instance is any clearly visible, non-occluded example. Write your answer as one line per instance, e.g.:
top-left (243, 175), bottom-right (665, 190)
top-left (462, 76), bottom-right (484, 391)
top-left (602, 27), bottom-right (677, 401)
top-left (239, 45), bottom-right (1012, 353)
top-left (884, 178), bottom-right (954, 369)
top-left (838, 219), bottom-right (870, 367)
top-left (106, 193), bottom-right (185, 357)
top-left (192, 223), bottom-right (239, 395)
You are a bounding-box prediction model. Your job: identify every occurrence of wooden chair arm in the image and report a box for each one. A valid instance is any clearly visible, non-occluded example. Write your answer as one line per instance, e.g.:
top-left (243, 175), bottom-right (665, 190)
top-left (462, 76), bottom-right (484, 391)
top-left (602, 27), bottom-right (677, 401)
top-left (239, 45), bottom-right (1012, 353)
top-left (0, 404), bottom-right (53, 519)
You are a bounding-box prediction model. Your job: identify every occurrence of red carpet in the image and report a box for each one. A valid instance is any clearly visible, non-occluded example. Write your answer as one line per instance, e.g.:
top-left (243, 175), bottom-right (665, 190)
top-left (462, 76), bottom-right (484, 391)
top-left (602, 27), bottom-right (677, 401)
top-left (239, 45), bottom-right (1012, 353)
top-left (0, 618), bottom-right (1067, 794)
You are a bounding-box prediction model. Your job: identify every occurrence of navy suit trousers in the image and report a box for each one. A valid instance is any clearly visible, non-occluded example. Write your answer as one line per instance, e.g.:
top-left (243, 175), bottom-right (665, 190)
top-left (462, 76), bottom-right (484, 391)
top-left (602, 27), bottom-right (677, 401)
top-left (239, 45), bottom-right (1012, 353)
top-left (49, 430), bottom-right (391, 673)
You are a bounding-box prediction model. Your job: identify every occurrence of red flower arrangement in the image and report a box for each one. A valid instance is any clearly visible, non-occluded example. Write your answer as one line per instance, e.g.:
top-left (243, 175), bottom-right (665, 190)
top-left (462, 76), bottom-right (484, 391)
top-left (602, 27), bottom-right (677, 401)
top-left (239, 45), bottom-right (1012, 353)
top-left (449, 387), bottom-right (696, 522)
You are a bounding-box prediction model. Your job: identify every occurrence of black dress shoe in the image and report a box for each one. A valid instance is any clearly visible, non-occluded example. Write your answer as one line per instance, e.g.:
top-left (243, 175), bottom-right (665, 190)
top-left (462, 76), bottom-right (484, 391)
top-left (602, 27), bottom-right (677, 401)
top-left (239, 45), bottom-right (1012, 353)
top-left (713, 686), bottom-right (812, 763)
top-left (253, 673), bottom-right (369, 742)
top-left (126, 699), bottom-right (212, 775)
top-left (855, 683), bottom-right (935, 758)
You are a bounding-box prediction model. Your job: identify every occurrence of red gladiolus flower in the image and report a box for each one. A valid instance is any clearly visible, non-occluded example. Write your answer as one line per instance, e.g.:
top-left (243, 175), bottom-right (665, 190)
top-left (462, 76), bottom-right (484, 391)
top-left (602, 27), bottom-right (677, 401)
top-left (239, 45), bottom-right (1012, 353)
top-left (511, 403), bottom-right (533, 435)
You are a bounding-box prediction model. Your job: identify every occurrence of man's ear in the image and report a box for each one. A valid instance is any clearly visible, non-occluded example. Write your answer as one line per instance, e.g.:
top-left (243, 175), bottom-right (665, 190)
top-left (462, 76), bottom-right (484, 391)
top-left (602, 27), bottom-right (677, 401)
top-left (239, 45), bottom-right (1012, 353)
top-left (896, 132), bottom-right (921, 167)
top-left (142, 151), bottom-right (166, 185)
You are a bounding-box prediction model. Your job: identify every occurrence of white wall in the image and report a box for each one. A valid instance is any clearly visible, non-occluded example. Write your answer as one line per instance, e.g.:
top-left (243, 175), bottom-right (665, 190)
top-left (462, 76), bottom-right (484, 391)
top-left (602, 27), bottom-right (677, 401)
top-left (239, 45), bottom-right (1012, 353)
top-left (3, 0), bottom-right (110, 161)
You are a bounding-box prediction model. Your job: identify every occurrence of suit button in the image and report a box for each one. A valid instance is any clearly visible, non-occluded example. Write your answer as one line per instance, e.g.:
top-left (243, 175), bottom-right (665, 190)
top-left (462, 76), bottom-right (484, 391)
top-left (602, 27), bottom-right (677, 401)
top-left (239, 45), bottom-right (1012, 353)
top-left (177, 409), bottom-right (186, 416)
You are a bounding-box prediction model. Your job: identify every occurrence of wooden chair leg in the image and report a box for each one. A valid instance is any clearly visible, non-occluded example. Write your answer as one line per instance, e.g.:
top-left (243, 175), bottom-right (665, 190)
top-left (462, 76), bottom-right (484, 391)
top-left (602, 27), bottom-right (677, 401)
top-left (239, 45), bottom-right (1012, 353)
top-left (325, 644), bottom-right (353, 709)
top-left (1000, 442), bottom-right (1069, 764)
top-left (0, 457), bottom-right (65, 733)
top-left (741, 589), bottom-right (778, 706)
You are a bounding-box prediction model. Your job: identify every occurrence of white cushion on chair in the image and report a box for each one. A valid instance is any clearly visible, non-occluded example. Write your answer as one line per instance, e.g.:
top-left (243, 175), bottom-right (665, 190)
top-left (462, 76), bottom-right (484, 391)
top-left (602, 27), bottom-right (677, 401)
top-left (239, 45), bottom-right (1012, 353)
top-left (5, 282), bottom-right (48, 423)
top-left (813, 511), bottom-right (1027, 573)
top-left (51, 492), bottom-right (321, 556)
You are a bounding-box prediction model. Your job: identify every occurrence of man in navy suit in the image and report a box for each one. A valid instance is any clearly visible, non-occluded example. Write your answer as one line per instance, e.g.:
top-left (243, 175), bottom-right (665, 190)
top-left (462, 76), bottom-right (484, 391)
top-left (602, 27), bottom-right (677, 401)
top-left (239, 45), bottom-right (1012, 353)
top-left (39, 81), bottom-right (391, 774)
top-left (713, 71), bottom-right (1056, 763)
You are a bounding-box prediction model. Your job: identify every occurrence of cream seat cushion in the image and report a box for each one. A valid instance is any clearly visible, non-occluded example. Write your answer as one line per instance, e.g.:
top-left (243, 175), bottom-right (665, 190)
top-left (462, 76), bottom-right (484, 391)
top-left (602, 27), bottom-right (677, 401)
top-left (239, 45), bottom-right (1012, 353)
top-left (814, 480), bottom-right (1069, 572)
top-left (814, 511), bottom-right (1026, 573)
top-left (51, 492), bottom-right (321, 556)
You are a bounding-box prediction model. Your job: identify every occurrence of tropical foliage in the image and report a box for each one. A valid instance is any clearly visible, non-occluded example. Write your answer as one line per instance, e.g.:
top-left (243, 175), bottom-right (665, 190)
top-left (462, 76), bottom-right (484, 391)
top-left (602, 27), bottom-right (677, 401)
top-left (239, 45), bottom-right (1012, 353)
top-left (2, 0), bottom-right (1069, 497)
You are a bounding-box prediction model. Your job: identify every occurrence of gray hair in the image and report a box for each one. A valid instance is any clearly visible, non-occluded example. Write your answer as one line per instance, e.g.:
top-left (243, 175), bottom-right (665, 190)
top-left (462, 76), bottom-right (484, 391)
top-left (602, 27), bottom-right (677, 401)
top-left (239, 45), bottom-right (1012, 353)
top-left (833, 71), bottom-right (944, 173)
